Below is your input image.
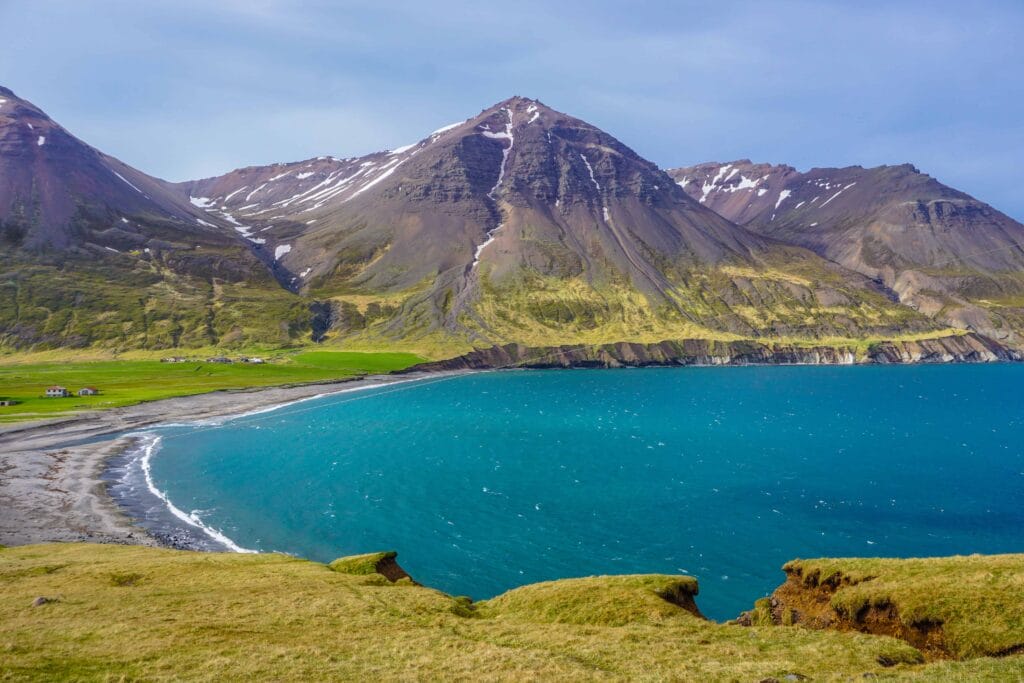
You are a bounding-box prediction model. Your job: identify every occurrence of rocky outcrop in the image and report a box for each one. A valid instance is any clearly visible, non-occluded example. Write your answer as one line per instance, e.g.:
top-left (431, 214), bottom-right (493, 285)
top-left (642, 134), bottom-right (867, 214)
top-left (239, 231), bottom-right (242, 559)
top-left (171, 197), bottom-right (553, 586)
top-left (865, 332), bottom-right (1016, 363)
top-left (328, 551), bottom-right (417, 584)
top-left (736, 563), bottom-right (945, 660)
top-left (405, 333), bottom-right (1021, 372)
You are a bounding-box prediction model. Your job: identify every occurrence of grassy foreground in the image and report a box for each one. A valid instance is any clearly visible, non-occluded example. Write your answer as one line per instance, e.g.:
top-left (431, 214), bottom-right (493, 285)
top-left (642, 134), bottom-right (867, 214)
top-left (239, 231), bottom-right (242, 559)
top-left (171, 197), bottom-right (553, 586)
top-left (0, 544), bottom-right (1021, 681)
top-left (0, 351), bottom-right (422, 424)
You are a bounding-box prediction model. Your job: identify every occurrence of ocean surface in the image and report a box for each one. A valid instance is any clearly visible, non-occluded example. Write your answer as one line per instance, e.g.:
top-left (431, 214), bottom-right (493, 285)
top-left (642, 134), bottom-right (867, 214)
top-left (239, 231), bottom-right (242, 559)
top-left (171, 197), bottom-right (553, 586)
top-left (112, 365), bottom-right (1024, 620)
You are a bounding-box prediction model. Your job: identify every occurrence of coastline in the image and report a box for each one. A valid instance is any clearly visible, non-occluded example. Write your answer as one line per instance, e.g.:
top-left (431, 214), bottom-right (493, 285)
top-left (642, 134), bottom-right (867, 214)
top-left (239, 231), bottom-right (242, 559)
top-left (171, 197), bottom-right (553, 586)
top-left (2, 344), bottom-right (1020, 553)
top-left (0, 371), bottom-right (454, 549)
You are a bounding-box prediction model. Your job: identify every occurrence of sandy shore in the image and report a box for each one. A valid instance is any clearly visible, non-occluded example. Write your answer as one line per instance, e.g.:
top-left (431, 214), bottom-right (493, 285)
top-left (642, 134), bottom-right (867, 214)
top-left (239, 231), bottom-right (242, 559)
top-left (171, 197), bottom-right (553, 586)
top-left (0, 371), bottom-right (447, 548)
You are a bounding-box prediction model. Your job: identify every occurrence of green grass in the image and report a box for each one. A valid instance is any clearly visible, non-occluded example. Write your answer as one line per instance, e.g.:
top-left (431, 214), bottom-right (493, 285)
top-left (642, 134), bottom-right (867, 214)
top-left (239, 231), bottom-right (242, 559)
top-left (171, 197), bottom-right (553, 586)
top-left (328, 551), bottom-right (397, 576)
top-left (0, 351), bottom-right (423, 423)
top-left (783, 555), bottom-right (1024, 659)
top-left (3, 544), bottom-right (1021, 681)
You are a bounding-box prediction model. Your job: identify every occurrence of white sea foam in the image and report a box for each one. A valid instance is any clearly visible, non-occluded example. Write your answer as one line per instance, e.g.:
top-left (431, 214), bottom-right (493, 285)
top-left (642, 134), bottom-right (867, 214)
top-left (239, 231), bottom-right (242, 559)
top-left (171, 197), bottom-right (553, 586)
top-left (117, 374), bottom-right (460, 555)
top-left (134, 432), bottom-right (256, 553)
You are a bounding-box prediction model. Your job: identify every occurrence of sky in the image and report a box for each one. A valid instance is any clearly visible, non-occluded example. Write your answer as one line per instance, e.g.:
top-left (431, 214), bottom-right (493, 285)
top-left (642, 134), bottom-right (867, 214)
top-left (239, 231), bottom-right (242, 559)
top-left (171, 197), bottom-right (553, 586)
top-left (1, 0), bottom-right (1022, 218)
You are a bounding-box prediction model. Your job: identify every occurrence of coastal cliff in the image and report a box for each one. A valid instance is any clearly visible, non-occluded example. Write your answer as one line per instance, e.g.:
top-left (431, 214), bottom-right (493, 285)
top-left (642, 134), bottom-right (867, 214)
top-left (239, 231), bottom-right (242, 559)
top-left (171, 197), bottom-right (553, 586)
top-left (735, 555), bottom-right (1024, 662)
top-left (407, 332), bottom-right (1021, 371)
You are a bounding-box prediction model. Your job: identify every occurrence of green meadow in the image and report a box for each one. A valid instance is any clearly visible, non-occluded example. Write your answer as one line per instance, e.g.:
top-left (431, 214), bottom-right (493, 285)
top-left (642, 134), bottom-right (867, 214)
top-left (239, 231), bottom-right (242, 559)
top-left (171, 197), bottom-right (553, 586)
top-left (0, 351), bottom-right (423, 424)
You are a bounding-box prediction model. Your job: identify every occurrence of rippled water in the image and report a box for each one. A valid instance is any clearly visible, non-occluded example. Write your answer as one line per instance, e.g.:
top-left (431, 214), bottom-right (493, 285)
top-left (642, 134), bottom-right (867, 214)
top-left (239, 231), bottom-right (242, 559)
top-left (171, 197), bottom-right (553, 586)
top-left (125, 365), bottom-right (1024, 619)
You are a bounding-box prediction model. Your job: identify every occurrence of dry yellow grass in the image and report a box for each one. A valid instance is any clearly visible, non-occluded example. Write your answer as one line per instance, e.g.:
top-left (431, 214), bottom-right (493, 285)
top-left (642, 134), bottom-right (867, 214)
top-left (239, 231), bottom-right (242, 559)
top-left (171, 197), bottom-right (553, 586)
top-left (1, 544), bottom-right (1021, 681)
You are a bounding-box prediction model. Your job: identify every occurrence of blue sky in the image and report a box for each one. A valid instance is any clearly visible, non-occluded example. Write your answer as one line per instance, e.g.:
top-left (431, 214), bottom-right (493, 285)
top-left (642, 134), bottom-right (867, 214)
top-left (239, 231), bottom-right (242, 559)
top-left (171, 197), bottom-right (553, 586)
top-left (2, 1), bottom-right (1022, 218)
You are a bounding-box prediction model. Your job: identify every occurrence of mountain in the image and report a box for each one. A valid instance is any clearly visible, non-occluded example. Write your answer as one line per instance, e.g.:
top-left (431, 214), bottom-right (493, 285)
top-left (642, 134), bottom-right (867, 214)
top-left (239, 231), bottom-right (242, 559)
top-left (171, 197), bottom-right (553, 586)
top-left (668, 161), bottom-right (1024, 344)
top-left (0, 86), bottom-right (308, 349)
top-left (178, 97), bottom-right (937, 351)
top-left (3, 87), bottom-right (994, 356)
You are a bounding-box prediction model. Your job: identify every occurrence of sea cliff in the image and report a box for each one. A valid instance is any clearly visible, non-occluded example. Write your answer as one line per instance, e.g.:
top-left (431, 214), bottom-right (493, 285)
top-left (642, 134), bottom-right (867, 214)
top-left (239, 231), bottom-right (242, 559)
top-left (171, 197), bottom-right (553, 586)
top-left (407, 332), bottom-right (1021, 371)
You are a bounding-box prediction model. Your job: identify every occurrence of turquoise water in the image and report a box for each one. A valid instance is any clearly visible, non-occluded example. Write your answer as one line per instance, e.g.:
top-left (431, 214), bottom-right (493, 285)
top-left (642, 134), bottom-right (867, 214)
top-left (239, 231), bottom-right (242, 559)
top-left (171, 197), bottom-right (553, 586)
top-left (137, 365), bottom-right (1024, 619)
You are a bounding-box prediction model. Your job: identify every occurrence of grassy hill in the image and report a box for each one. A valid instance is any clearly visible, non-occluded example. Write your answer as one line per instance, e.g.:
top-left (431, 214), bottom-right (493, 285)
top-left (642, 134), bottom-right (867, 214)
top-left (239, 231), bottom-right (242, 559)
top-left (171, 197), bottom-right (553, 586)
top-left (0, 544), bottom-right (1020, 680)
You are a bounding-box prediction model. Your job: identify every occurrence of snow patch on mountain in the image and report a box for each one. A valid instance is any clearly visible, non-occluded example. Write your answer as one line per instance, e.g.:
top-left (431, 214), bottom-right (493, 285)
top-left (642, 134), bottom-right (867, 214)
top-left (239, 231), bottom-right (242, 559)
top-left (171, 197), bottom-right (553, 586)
top-left (774, 189), bottom-right (792, 210)
top-left (820, 182), bottom-right (857, 207)
top-left (223, 186), bottom-right (248, 202)
top-left (245, 183), bottom-right (268, 202)
top-left (112, 170), bottom-right (143, 194)
top-left (580, 153), bottom-right (601, 192)
top-left (486, 108), bottom-right (514, 200)
top-left (471, 223), bottom-right (503, 270)
top-left (431, 121), bottom-right (463, 136)
top-left (700, 164), bottom-right (733, 203)
top-left (389, 143), bottom-right (417, 155)
top-left (722, 174), bottom-right (759, 193)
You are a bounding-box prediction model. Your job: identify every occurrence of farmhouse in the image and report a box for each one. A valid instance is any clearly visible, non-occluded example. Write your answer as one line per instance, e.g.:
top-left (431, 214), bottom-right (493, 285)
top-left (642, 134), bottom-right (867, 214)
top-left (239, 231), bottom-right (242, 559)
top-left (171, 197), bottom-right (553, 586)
top-left (78, 387), bottom-right (99, 396)
top-left (45, 386), bottom-right (69, 398)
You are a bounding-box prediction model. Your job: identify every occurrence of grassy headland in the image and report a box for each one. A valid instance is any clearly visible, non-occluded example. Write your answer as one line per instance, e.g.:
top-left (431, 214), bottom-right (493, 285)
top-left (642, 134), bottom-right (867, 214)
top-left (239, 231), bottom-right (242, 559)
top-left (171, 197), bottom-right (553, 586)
top-left (0, 544), bottom-right (1020, 680)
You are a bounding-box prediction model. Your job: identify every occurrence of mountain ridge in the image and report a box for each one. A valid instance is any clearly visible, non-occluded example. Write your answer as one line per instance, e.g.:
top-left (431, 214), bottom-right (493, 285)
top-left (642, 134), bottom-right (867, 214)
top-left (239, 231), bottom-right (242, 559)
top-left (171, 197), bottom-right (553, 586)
top-left (173, 96), bottom-right (940, 351)
top-left (1, 85), bottom-right (1019, 356)
top-left (668, 160), bottom-right (1024, 345)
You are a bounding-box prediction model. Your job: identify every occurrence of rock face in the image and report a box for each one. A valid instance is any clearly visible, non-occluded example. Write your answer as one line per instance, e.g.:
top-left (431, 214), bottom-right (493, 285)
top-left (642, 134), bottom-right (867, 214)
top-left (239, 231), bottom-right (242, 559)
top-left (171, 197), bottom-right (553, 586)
top-left (735, 563), bottom-right (945, 660)
top-left (668, 160), bottom-right (1024, 346)
top-left (406, 333), bottom-right (1020, 371)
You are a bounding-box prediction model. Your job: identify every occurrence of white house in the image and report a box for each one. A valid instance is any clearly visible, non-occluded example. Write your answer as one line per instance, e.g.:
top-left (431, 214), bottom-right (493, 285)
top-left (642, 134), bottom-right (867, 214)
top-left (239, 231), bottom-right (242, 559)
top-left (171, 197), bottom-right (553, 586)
top-left (45, 386), bottom-right (69, 398)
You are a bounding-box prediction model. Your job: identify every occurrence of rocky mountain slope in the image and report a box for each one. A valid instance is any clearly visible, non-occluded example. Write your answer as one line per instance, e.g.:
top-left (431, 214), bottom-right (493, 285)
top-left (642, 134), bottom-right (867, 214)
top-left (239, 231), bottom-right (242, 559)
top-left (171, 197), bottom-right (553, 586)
top-left (178, 97), bottom-right (940, 351)
top-left (0, 86), bottom-right (309, 349)
top-left (669, 161), bottom-right (1024, 345)
top-left (2, 85), bottom-right (1013, 356)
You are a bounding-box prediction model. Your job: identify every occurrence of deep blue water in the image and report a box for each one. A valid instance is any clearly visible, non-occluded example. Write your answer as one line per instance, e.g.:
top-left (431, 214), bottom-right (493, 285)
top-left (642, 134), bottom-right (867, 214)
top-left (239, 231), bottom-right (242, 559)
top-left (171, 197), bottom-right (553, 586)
top-left (138, 365), bottom-right (1024, 619)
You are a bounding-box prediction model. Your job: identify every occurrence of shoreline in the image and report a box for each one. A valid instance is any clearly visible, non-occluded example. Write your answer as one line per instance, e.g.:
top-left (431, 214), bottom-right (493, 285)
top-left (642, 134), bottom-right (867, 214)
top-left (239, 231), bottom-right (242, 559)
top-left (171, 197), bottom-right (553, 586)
top-left (1, 355), bottom-right (1020, 552)
top-left (0, 371), bottom-right (457, 549)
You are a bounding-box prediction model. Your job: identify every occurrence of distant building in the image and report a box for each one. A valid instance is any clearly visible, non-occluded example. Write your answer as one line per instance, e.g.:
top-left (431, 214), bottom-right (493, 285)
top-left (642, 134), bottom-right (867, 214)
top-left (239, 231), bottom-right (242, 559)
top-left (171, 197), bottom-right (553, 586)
top-left (206, 357), bottom-right (233, 364)
top-left (78, 387), bottom-right (99, 396)
top-left (241, 357), bottom-right (265, 364)
top-left (161, 356), bottom-right (187, 363)
top-left (0, 399), bottom-right (19, 407)
top-left (45, 386), bottom-right (69, 398)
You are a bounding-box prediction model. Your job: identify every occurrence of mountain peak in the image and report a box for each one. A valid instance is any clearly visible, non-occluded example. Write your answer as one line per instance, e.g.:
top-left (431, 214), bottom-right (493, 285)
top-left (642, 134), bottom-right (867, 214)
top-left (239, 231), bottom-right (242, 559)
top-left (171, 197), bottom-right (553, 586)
top-left (491, 95), bottom-right (544, 110)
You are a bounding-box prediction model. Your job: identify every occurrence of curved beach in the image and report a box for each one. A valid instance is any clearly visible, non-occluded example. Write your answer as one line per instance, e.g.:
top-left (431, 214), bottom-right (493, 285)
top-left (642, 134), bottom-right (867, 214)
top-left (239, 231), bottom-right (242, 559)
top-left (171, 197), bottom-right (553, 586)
top-left (0, 372), bottom-right (445, 548)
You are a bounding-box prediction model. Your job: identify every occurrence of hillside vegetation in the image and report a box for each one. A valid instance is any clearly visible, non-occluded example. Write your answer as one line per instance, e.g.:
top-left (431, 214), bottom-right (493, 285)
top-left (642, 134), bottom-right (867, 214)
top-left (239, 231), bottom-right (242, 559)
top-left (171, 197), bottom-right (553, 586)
top-left (0, 544), bottom-right (1021, 680)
